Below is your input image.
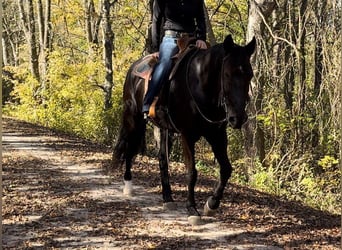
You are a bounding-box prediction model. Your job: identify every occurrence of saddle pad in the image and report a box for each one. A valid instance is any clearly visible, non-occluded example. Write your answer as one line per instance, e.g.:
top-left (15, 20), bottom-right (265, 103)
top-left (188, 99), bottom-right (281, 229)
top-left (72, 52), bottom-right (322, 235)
top-left (133, 53), bottom-right (158, 76)
top-left (132, 52), bottom-right (159, 95)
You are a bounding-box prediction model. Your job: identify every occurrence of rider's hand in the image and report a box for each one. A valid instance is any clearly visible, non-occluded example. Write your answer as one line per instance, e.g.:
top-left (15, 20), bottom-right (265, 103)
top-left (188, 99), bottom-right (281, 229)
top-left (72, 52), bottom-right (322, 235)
top-left (196, 40), bottom-right (207, 49)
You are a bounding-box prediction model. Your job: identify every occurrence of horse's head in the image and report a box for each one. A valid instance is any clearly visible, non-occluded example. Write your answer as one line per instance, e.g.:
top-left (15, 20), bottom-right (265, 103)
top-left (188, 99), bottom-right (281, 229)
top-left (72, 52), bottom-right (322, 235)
top-left (221, 35), bottom-right (256, 129)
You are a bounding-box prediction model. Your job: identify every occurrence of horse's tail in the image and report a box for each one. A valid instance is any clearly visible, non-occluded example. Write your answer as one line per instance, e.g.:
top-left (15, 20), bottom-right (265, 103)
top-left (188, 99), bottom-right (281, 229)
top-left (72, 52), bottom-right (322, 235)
top-left (112, 67), bottom-right (146, 168)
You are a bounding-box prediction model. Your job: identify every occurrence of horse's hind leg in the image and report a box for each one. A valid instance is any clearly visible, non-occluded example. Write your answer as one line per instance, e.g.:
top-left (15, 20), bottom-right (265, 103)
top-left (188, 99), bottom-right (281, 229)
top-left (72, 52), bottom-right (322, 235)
top-left (204, 129), bottom-right (232, 215)
top-left (159, 128), bottom-right (175, 209)
top-left (114, 113), bottom-right (146, 196)
top-left (119, 143), bottom-right (137, 196)
top-left (123, 155), bottom-right (134, 196)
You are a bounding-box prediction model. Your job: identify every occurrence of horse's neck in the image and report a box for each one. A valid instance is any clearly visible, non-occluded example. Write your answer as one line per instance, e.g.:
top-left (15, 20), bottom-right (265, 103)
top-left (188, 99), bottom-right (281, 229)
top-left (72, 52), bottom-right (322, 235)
top-left (196, 48), bottom-right (224, 104)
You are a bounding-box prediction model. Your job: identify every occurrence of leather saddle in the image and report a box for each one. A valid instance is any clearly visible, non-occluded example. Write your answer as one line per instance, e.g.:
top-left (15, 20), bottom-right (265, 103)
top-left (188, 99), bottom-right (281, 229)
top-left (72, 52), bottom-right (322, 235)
top-left (132, 36), bottom-right (198, 120)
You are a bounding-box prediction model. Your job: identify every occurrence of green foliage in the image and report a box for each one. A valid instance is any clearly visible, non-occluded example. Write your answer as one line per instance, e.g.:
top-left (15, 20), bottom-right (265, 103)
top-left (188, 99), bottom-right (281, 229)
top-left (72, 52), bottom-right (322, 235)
top-left (230, 158), bottom-right (249, 184)
top-left (250, 165), bottom-right (278, 194)
top-left (290, 157), bottom-right (340, 213)
top-left (196, 160), bottom-right (219, 177)
top-left (230, 153), bottom-right (340, 214)
top-left (4, 67), bottom-right (42, 121)
top-left (317, 155), bottom-right (340, 193)
top-left (44, 50), bottom-right (105, 140)
top-left (5, 49), bottom-right (114, 143)
top-left (318, 155), bottom-right (339, 170)
top-left (2, 66), bottom-right (16, 105)
top-left (206, 0), bottom-right (248, 43)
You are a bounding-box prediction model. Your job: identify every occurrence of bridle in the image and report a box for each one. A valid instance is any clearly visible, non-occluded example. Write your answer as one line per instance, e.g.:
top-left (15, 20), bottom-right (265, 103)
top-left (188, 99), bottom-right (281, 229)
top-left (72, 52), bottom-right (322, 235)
top-left (184, 48), bottom-right (230, 125)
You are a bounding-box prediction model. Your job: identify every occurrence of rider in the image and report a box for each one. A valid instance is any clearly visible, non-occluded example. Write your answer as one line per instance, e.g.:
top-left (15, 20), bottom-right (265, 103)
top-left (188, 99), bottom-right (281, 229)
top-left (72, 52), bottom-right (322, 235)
top-left (142, 0), bottom-right (208, 118)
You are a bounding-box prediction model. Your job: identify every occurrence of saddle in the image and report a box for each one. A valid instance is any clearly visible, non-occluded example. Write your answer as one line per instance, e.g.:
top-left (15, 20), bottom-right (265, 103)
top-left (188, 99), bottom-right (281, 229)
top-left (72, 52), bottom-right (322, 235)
top-left (132, 52), bottom-right (159, 96)
top-left (132, 36), bottom-right (198, 119)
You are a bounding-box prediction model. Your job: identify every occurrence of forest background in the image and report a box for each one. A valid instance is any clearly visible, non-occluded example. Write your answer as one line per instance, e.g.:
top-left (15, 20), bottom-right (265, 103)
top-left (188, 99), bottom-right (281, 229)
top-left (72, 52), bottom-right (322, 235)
top-left (2, 0), bottom-right (341, 215)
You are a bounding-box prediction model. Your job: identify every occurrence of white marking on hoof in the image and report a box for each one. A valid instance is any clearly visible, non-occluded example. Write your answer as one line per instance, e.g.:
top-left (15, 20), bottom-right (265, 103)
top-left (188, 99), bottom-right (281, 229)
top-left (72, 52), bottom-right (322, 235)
top-left (188, 215), bottom-right (202, 226)
top-left (123, 180), bottom-right (133, 196)
top-left (163, 202), bottom-right (177, 211)
top-left (203, 200), bottom-right (217, 216)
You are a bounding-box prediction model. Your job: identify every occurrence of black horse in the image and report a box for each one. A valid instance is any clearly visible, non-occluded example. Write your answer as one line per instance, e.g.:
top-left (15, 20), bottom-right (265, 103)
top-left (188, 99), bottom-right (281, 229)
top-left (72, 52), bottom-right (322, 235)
top-left (113, 35), bottom-right (256, 224)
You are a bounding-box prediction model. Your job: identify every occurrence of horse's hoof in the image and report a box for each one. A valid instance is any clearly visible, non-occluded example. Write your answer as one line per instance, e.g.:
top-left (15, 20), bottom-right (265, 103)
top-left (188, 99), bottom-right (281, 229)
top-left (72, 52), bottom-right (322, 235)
top-left (188, 215), bottom-right (202, 225)
top-left (123, 180), bottom-right (133, 196)
top-left (163, 202), bottom-right (177, 211)
top-left (203, 200), bottom-right (217, 216)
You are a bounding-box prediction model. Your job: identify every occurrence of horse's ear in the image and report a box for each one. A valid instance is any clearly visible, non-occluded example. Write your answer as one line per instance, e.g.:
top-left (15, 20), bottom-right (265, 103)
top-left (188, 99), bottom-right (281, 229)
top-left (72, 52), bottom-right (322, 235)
top-left (223, 35), bottom-right (234, 53)
top-left (246, 36), bottom-right (256, 56)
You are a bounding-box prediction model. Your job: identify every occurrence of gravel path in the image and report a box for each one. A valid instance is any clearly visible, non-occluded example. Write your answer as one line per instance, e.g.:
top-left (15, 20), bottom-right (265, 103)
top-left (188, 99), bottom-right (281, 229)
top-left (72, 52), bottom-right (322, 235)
top-left (2, 117), bottom-right (340, 249)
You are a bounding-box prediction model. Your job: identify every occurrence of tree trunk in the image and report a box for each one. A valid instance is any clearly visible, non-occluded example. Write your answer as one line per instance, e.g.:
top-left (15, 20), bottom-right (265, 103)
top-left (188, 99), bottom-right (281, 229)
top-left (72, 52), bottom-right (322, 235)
top-left (203, 2), bottom-right (216, 45)
top-left (84, 0), bottom-right (102, 51)
top-left (37, 0), bottom-right (45, 52)
top-left (2, 36), bottom-right (9, 66)
top-left (18, 0), bottom-right (40, 81)
top-left (244, 0), bottom-right (276, 174)
top-left (145, 0), bottom-right (154, 54)
top-left (101, 0), bottom-right (115, 110)
top-left (7, 36), bottom-right (20, 67)
top-left (283, 0), bottom-right (296, 112)
top-left (271, 11), bottom-right (281, 89)
top-left (311, 0), bottom-right (327, 148)
top-left (284, 46), bottom-right (295, 111)
top-left (43, 0), bottom-right (52, 53)
top-left (37, 0), bottom-right (51, 89)
top-left (313, 0), bottom-right (326, 97)
top-left (85, 0), bottom-right (93, 44)
top-left (2, 7), bottom-right (21, 67)
top-left (296, 0), bottom-right (308, 115)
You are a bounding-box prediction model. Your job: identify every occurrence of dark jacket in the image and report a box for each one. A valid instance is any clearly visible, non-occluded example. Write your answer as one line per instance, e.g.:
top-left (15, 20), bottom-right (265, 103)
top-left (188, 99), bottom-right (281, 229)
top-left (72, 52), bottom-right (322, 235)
top-left (151, 0), bottom-right (207, 51)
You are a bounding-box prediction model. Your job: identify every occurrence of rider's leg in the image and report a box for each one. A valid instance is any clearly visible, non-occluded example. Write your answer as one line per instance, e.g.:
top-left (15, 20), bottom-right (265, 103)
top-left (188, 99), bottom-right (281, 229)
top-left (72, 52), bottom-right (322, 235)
top-left (142, 36), bottom-right (179, 114)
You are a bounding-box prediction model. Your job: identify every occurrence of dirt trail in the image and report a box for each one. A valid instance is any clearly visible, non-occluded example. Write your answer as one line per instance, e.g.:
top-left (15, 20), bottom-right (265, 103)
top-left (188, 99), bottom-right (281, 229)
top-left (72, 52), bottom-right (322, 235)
top-left (2, 117), bottom-right (340, 249)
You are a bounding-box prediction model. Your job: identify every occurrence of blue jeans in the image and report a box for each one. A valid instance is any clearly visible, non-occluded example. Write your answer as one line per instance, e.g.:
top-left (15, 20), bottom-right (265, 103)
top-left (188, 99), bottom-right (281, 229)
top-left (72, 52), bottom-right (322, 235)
top-left (142, 35), bottom-right (179, 113)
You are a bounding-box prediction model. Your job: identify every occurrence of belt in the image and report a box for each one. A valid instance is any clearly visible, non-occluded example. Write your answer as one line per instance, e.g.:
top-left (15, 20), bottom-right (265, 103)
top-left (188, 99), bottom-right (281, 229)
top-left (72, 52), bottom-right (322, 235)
top-left (164, 30), bottom-right (195, 38)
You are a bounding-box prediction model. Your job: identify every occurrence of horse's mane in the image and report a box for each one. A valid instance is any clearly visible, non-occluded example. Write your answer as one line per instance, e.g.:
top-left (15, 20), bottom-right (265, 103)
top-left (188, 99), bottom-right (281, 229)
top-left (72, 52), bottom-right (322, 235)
top-left (207, 43), bottom-right (225, 59)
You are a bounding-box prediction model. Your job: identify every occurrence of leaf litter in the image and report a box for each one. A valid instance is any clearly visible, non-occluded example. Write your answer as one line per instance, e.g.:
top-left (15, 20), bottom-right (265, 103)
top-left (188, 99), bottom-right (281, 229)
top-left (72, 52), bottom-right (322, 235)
top-left (2, 117), bottom-right (340, 249)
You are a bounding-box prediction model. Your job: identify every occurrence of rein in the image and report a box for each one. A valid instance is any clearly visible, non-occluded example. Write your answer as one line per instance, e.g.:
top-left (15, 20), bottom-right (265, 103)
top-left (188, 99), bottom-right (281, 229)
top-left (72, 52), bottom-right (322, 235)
top-left (184, 47), bottom-right (229, 125)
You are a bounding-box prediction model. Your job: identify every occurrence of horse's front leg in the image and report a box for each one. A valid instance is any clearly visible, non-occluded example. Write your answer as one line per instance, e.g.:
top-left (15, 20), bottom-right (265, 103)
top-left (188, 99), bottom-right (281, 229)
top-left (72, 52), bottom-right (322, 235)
top-left (158, 128), bottom-right (175, 209)
top-left (204, 128), bottom-right (232, 216)
top-left (181, 134), bottom-right (201, 224)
